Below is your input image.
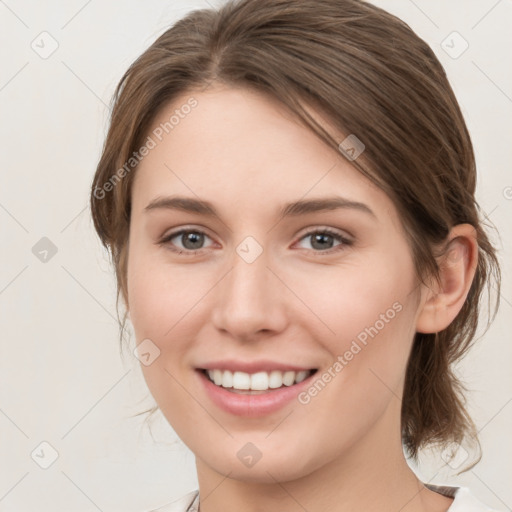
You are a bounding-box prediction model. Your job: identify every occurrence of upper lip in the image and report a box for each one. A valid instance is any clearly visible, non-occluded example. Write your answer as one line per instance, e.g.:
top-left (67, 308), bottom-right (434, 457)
top-left (197, 360), bottom-right (316, 374)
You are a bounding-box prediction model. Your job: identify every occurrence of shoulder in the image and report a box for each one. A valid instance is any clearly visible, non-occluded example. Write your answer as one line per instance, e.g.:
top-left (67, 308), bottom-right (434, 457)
top-left (144, 490), bottom-right (199, 512)
top-left (424, 482), bottom-right (502, 512)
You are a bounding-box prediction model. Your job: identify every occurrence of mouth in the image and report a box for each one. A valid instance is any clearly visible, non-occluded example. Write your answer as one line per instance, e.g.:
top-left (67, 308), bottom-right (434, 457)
top-left (195, 359), bottom-right (320, 416)
top-left (199, 368), bottom-right (318, 395)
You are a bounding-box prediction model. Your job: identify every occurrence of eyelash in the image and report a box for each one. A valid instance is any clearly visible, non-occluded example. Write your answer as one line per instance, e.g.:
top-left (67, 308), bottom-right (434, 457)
top-left (157, 227), bottom-right (353, 257)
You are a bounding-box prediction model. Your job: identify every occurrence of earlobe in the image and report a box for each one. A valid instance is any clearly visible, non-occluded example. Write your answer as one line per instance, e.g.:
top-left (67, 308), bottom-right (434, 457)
top-left (416, 224), bottom-right (478, 334)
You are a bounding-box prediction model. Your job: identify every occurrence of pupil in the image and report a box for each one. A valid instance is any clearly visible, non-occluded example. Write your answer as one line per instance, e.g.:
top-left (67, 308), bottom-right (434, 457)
top-left (183, 232), bottom-right (204, 249)
top-left (312, 233), bottom-right (332, 250)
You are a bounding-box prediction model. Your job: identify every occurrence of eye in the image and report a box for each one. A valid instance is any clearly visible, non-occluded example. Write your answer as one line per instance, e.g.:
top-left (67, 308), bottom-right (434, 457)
top-left (158, 228), bottom-right (214, 255)
top-left (295, 228), bottom-right (352, 254)
top-left (158, 226), bottom-right (352, 256)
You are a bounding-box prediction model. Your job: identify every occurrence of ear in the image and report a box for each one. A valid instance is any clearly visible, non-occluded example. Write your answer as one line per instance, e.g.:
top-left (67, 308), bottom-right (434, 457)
top-left (416, 224), bottom-right (478, 334)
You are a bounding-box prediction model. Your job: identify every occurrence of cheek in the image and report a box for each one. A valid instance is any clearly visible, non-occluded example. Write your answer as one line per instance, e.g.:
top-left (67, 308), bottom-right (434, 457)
top-left (126, 250), bottom-right (198, 430)
top-left (126, 238), bottom-right (189, 340)
top-left (292, 248), bottom-right (415, 351)
top-left (126, 246), bottom-right (212, 402)
top-left (292, 246), bottom-right (417, 405)
top-left (292, 269), bottom-right (417, 462)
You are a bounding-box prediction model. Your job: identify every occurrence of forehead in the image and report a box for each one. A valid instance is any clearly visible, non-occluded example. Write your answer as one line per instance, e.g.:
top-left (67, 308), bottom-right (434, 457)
top-left (131, 85), bottom-right (397, 224)
top-left (143, 84), bottom-right (339, 171)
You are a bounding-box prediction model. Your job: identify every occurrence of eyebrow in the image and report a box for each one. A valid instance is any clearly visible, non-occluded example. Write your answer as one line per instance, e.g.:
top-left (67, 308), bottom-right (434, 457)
top-left (144, 195), bottom-right (376, 219)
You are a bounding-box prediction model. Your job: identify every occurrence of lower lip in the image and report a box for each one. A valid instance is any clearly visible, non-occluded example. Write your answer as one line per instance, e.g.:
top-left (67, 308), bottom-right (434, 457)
top-left (196, 370), bottom-right (316, 417)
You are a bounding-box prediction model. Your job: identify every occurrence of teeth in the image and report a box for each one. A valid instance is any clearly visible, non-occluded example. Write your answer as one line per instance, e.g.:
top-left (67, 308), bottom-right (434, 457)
top-left (213, 369), bottom-right (223, 386)
top-left (295, 370), bottom-right (310, 383)
top-left (268, 370), bottom-right (283, 389)
top-left (250, 371), bottom-right (269, 391)
top-left (221, 370), bottom-right (233, 388)
top-left (205, 369), bottom-right (314, 391)
top-left (233, 371), bottom-right (251, 390)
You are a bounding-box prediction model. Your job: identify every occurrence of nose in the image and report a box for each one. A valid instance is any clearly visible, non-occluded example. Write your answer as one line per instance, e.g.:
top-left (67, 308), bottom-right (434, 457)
top-left (211, 245), bottom-right (288, 342)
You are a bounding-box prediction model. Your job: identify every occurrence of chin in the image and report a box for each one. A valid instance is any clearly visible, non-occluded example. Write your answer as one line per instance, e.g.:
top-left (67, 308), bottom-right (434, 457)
top-left (198, 444), bottom-right (322, 484)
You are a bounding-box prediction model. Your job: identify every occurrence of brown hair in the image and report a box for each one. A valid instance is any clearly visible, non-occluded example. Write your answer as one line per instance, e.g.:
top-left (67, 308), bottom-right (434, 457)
top-left (90, 0), bottom-right (501, 467)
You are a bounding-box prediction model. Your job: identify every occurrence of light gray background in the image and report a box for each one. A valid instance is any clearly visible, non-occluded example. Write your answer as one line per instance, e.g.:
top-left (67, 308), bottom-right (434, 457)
top-left (0, 1), bottom-right (510, 511)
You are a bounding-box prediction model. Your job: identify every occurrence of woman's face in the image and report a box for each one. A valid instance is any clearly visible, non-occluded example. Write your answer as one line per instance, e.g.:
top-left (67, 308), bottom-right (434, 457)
top-left (127, 84), bottom-right (425, 482)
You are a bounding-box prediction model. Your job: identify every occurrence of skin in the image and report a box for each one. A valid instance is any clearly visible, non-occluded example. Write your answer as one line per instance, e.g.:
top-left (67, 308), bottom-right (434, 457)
top-left (126, 83), bottom-right (478, 512)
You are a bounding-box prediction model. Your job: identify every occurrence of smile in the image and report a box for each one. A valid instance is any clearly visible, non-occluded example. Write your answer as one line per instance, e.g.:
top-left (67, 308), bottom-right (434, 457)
top-left (196, 366), bottom-right (319, 417)
top-left (202, 368), bottom-right (316, 393)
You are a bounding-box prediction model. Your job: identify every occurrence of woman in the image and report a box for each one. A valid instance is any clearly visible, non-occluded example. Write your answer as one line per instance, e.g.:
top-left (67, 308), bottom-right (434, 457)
top-left (90, 0), bottom-right (502, 510)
